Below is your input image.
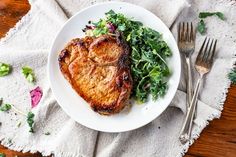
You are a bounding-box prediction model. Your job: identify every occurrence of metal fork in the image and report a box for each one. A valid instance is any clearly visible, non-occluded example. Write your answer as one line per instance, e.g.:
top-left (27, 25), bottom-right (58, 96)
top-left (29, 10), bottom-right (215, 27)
top-left (179, 37), bottom-right (217, 143)
top-left (178, 22), bottom-right (195, 108)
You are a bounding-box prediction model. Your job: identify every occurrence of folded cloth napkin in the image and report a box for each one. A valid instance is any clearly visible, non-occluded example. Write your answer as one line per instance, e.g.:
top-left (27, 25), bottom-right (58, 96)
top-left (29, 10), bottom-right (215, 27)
top-left (0, 0), bottom-right (235, 156)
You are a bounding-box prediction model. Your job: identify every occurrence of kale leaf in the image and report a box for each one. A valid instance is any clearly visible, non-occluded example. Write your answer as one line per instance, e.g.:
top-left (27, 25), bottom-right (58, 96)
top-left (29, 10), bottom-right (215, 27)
top-left (0, 62), bottom-right (11, 77)
top-left (197, 19), bottom-right (206, 35)
top-left (197, 11), bottom-right (225, 34)
top-left (199, 12), bottom-right (225, 20)
top-left (27, 111), bottom-right (35, 133)
top-left (228, 69), bottom-right (236, 84)
top-left (22, 66), bottom-right (35, 83)
top-left (0, 104), bottom-right (12, 112)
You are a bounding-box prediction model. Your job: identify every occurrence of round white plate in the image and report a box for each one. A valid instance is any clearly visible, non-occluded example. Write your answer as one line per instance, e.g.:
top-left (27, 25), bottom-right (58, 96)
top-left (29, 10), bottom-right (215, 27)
top-left (48, 2), bottom-right (181, 132)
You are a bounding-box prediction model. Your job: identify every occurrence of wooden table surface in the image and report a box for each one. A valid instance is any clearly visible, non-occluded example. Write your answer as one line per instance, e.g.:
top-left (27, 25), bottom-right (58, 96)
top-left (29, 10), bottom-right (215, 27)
top-left (0, 0), bottom-right (236, 157)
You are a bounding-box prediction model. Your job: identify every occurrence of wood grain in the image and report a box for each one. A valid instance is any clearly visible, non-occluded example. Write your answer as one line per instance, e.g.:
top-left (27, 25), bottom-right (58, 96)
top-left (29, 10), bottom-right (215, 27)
top-left (0, 0), bottom-right (236, 157)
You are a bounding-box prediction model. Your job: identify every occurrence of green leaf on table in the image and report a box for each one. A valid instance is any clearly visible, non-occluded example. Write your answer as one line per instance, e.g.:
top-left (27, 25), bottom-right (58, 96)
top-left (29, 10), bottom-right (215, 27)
top-left (199, 12), bottom-right (225, 20)
top-left (0, 98), bottom-right (2, 106)
top-left (197, 20), bottom-right (206, 34)
top-left (7, 138), bottom-right (12, 145)
top-left (27, 111), bottom-right (35, 133)
top-left (228, 69), bottom-right (236, 84)
top-left (0, 153), bottom-right (6, 157)
top-left (0, 104), bottom-right (12, 112)
top-left (0, 62), bottom-right (11, 77)
top-left (44, 132), bottom-right (50, 135)
top-left (21, 66), bottom-right (35, 83)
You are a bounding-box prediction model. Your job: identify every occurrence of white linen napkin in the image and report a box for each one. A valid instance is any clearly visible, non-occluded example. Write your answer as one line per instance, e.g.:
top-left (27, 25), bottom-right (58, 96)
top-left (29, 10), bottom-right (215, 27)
top-left (0, 0), bottom-right (235, 156)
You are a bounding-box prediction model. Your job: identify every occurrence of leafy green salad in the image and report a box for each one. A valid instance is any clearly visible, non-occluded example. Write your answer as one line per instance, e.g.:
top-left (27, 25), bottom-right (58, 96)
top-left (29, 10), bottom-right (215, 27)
top-left (83, 10), bottom-right (172, 103)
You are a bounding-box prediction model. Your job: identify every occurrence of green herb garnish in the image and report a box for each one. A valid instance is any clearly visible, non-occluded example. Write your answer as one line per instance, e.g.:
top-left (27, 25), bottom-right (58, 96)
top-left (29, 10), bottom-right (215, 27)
top-left (0, 153), bottom-right (6, 157)
top-left (27, 111), bottom-right (35, 133)
top-left (0, 104), bottom-right (12, 112)
top-left (0, 62), bottom-right (11, 77)
top-left (199, 12), bottom-right (225, 20)
top-left (197, 11), bottom-right (225, 34)
top-left (0, 98), bottom-right (2, 106)
top-left (21, 66), bottom-right (35, 83)
top-left (0, 101), bottom-right (36, 133)
top-left (7, 138), bottom-right (12, 145)
top-left (44, 132), bottom-right (50, 135)
top-left (197, 19), bottom-right (206, 35)
top-left (88, 10), bottom-right (171, 102)
top-left (228, 69), bottom-right (236, 84)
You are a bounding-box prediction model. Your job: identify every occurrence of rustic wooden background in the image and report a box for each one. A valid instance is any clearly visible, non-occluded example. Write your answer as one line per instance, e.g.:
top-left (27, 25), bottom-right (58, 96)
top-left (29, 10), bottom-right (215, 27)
top-left (0, 0), bottom-right (236, 157)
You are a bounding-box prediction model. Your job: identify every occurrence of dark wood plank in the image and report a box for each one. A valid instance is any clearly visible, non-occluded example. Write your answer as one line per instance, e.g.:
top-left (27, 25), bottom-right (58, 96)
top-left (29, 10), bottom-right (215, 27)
top-left (0, 145), bottom-right (42, 157)
top-left (186, 85), bottom-right (236, 157)
top-left (0, 1), bottom-right (42, 156)
top-left (0, 0), bottom-right (31, 38)
top-left (0, 0), bottom-right (236, 157)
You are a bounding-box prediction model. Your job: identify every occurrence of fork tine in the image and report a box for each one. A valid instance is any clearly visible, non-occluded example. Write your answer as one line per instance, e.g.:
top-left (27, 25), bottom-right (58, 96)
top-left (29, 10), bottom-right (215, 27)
top-left (186, 22), bottom-right (189, 41)
top-left (196, 37), bottom-right (207, 61)
top-left (209, 39), bottom-right (217, 63)
top-left (206, 39), bottom-right (214, 60)
top-left (181, 22), bottom-right (185, 41)
top-left (190, 22), bottom-right (194, 42)
top-left (178, 23), bottom-right (181, 41)
top-left (202, 38), bottom-right (211, 61)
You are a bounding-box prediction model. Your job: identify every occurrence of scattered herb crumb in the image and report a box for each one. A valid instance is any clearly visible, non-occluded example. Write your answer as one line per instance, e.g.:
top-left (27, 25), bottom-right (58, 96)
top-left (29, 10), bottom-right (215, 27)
top-left (17, 121), bottom-right (22, 128)
top-left (228, 69), bottom-right (236, 84)
top-left (21, 66), bottom-right (35, 83)
top-left (7, 138), bottom-right (12, 145)
top-left (0, 104), bottom-right (12, 112)
top-left (0, 153), bottom-right (6, 157)
top-left (27, 111), bottom-right (35, 133)
top-left (1, 103), bottom-right (36, 133)
top-left (0, 98), bottom-right (2, 106)
top-left (44, 132), bottom-right (50, 135)
top-left (0, 62), bottom-right (11, 77)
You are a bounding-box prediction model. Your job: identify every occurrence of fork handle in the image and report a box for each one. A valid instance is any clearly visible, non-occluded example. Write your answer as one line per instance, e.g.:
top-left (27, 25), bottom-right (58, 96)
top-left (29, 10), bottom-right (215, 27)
top-left (185, 56), bottom-right (193, 107)
top-left (179, 76), bottom-right (202, 144)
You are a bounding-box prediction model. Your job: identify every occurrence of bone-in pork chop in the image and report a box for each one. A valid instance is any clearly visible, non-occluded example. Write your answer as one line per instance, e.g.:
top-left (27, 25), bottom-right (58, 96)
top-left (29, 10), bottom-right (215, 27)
top-left (58, 32), bottom-right (132, 115)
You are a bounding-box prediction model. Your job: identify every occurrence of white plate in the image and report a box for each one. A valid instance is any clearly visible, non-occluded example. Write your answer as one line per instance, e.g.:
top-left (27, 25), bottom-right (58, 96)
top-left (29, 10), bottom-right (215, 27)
top-left (48, 2), bottom-right (181, 132)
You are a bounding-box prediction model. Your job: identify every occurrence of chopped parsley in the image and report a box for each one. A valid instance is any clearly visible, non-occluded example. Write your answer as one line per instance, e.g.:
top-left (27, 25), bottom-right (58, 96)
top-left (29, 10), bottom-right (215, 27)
top-left (228, 69), bottom-right (236, 84)
top-left (84, 10), bottom-right (171, 102)
top-left (17, 121), bottom-right (22, 128)
top-left (27, 111), bottom-right (35, 133)
top-left (21, 66), bottom-right (35, 83)
top-left (0, 104), bottom-right (12, 112)
top-left (0, 62), bottom-right (11, 77)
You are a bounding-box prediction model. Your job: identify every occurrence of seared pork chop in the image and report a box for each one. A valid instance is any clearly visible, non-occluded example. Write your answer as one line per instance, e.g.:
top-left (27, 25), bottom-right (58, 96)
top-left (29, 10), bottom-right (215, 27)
top-left (58, 32), bottom-right (132, 115)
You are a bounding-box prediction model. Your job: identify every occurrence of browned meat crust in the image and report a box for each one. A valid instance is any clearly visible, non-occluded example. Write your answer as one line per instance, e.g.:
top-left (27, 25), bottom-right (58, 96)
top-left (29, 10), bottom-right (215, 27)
top-left (58, 32), bottom-right (132, 115)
